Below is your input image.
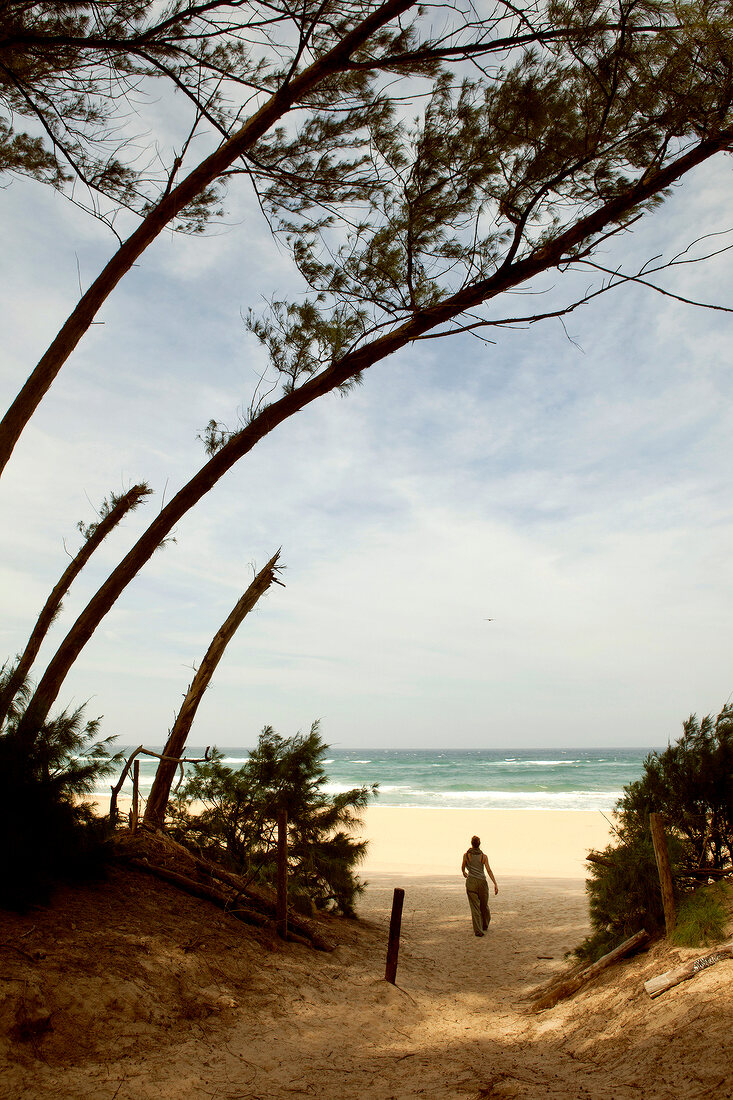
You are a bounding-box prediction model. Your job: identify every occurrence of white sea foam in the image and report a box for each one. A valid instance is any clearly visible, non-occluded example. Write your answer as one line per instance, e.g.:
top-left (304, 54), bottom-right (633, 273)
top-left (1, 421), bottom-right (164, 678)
top-left (373, 788), bottom-right (623, 810)
top-left (322, 782), bottom-right (383, 795)
top-left (483, 759), bottom-right (579, 767)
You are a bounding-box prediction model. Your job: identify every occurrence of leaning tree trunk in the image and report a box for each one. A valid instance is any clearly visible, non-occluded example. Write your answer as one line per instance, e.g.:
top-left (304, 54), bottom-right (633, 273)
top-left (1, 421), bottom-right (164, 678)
top-left (0, 483), bottom-right (150, 727)
top-left (0, 0), bottom-right (415, 481)
top-left (143, 551), bottom-right (283, 829)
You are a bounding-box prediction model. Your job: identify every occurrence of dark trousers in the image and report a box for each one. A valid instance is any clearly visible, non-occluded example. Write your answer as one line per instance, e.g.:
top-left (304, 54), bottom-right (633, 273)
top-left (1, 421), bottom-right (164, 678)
top-left (466, 877), bottom-right (490, 934)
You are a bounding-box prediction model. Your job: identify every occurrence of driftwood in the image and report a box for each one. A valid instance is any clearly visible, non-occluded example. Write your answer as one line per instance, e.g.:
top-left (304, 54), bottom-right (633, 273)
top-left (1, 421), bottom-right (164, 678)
top-left (531, 929), bottom-right (649, 1011)
top-left (644, 942), bottom-right (733, 998)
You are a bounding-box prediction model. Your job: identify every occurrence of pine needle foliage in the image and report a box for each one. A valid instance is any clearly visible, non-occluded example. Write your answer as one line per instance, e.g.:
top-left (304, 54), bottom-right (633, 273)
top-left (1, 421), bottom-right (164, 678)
top-left (0, 668), bottom-right (122, 910)
top-left (169, 721), bottom-right (376, 916)
top-left (579, 829), bottom-right (687, 960)
top-left (577, 703), bottom-right (733, 961)
top-left (619, 705), bottom-right (733, 872)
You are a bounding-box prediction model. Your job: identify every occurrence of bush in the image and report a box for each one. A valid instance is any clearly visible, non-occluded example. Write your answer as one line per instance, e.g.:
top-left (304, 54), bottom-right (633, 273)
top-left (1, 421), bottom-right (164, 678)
top-left (577, 704), bottom-right (733, 961)
top-left (169, 721), bottom-right (376, 916)
top-left (619, 706), bottom-right (733, 872)
top-left (0, 667), bottom-right (121, 909)
top-left (578, 830), bottom-right (687, 961)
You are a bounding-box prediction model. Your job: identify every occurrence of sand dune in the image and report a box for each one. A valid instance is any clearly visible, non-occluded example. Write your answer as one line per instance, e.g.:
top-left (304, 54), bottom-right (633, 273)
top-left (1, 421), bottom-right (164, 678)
top-left (3, 808), bottom-right (731, 1099)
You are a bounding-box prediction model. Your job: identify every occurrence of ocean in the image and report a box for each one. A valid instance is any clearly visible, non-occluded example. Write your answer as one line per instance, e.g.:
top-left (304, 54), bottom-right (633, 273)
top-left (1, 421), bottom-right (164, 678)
top-left (102, 746), bottom-right (656, 813)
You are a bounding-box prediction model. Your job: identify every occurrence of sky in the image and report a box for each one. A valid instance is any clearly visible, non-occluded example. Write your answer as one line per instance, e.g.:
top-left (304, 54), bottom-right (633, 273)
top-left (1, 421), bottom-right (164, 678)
top-left (1, 137), bottom-right (732, 750)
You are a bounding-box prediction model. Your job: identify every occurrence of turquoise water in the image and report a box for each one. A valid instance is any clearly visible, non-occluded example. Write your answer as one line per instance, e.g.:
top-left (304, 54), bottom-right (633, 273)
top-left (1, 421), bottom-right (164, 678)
top-left (104, 746), bottom-right (655, 812)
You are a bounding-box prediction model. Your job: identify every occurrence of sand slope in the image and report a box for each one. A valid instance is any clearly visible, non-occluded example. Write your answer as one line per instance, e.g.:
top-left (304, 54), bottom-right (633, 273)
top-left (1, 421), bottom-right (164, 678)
top-left (2, 860), bottom-right (732, 1099)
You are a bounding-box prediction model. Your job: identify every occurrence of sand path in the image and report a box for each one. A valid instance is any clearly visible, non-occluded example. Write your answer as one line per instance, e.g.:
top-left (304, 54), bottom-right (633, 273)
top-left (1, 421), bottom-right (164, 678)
top-left (128, 871), bottom-right (590, 1100)
top-left (133, 871), bottom-right (595, 1100)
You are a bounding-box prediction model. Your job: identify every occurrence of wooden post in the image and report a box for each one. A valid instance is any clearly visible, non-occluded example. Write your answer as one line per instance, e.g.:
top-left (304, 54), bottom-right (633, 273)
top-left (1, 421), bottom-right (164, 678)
top-left (277, 810), bottom-right (288, 939)
top-left (649, 812), bottom-right (676, 935)
top-left (131, 759), bottom-right (140, 833)
top-left (385, 887), bottom-right (405, 984)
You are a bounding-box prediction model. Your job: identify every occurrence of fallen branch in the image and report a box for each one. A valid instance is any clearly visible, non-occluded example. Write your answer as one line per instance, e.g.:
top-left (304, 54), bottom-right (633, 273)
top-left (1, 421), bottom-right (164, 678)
top-left (643, 942), bottom-right (733, 998)
top-left (531, 929), bottom-right (649, 1011)
top-left (193, 855), bottom-right (336, 952)
top-left (121, 834), bottom-right (336, 951)
top-left (126, 858), bottom-right (269, 928)
top-left (139, 830), bottom-right (337, 952)
top-left (685, 866), bottom-right (731, 882)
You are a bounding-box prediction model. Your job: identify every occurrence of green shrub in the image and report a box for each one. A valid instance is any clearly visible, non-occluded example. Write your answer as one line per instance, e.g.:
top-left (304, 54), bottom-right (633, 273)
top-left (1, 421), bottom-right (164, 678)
top-left (0, 667), bottom-right (121, 909)
top-left (169, 721), bottom-right (376, 916)
top-left (670, 882), bottom-right (731, 948)
top-left (577, 830), bottom-right (686, 961)
top-left (620, 706), bottom-right (733, 872)
top-left (577, 704), bottom-right (733, 961)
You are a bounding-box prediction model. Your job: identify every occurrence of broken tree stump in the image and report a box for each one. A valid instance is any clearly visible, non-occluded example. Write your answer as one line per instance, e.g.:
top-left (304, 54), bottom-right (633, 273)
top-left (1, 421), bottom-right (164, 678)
top-left (531, 929), bottom-right (649, 1011)
top-left (644, 942), bottom-right (733, 998)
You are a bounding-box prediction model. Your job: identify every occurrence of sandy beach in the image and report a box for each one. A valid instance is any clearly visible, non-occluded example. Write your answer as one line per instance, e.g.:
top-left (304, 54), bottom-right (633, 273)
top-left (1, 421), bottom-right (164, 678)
top-left (4, 804), bottom-right (731, 1099)
top-left (358, 806), bottom-right (614, 877)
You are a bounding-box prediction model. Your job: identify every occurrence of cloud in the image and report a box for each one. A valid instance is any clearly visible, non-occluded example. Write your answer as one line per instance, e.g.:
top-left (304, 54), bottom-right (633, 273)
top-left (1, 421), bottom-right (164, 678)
top-left (1, 157), bottom-right (732, 749)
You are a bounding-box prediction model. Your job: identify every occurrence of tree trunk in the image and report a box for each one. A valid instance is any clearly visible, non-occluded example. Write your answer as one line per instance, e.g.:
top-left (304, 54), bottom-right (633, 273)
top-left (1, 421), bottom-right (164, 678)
top-left (0, 0), bottom-right (415, 480)
top-left (143, 551), bottom-right (282, 828)
top-left (125, 859), bottom-right (270, 928)
top-left (531, 929), bottom-right (649, 1011)
top-left (0, 484), bottom-right (149, 728)
top-left (16, 128), bottom-right (733, 736)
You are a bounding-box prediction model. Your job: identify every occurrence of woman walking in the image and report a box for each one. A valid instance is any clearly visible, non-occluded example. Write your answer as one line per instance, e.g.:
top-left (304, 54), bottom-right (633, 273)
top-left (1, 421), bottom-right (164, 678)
top-left (461, 835), bottom-right (499, 937)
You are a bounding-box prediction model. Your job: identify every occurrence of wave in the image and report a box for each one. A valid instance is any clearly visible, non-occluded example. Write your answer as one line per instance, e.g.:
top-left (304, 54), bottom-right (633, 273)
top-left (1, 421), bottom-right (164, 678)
top-left (370, 787), bottom-right (622, 810)
top-left (481, 759), bottom-right (580, 767)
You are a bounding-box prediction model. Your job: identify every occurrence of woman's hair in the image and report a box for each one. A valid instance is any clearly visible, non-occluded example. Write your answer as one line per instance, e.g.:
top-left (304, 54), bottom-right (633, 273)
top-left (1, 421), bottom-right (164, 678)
top-left (471, 835), bottom-right (481, 848)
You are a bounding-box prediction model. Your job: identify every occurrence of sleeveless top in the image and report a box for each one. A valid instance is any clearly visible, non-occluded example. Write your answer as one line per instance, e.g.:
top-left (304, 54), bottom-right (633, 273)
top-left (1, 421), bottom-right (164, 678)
top-left (465, 848), bottom-right (486, 880)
